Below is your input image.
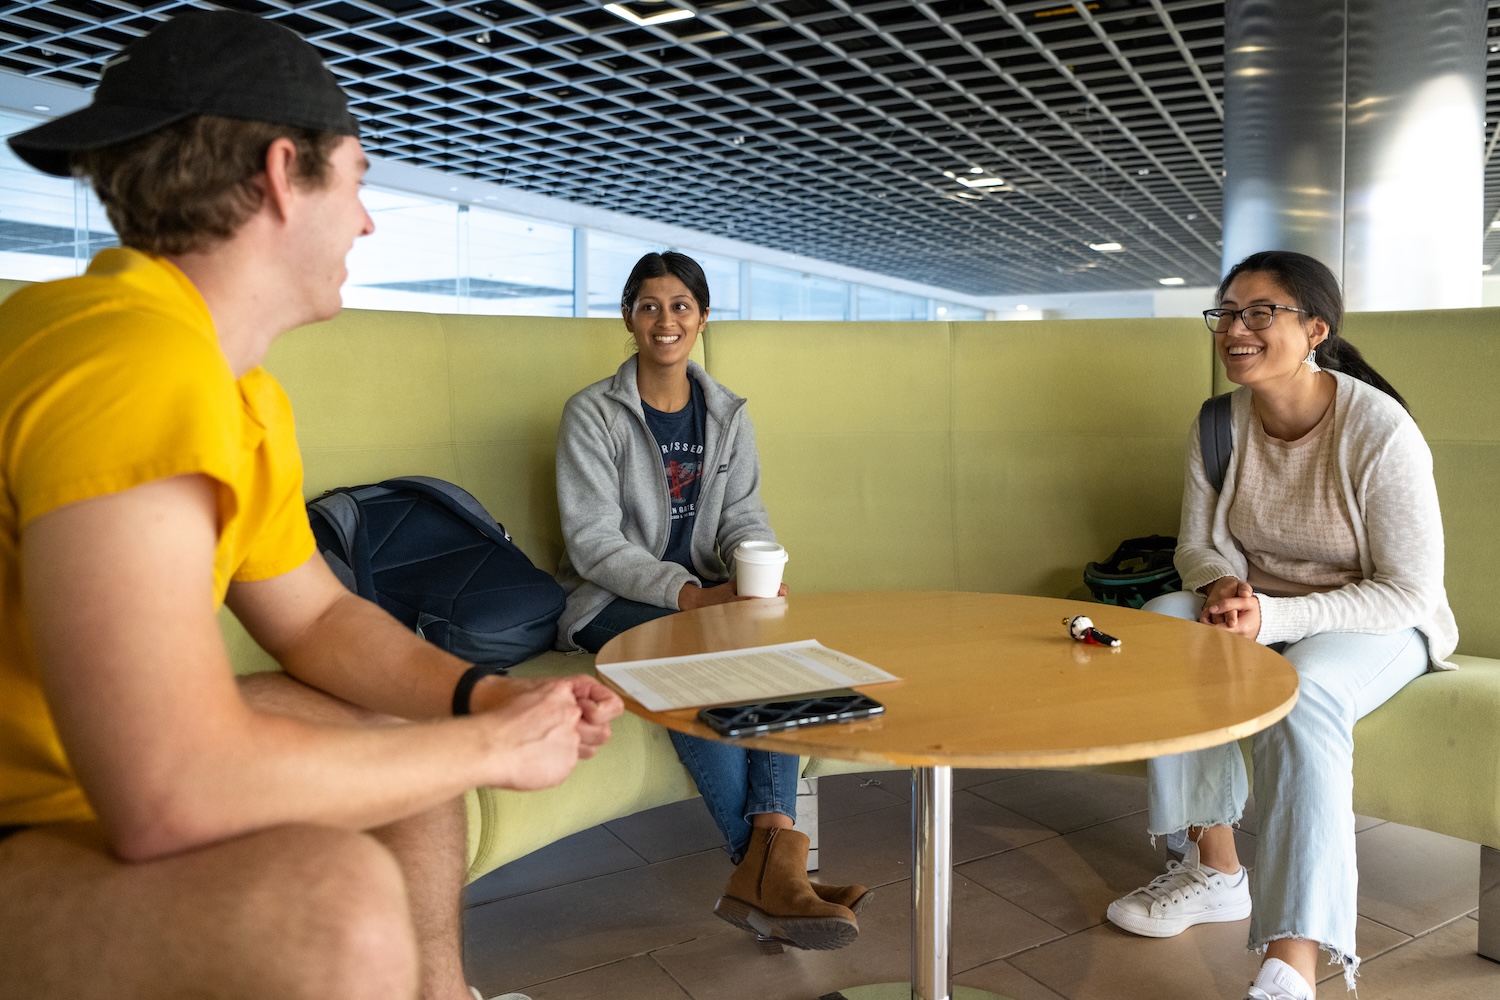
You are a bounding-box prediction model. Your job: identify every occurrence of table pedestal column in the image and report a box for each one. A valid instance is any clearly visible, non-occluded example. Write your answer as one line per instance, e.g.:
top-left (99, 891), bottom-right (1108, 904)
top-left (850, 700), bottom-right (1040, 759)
top-left (912, 765), bottom-right (953, 997)
top-left (831, 765), bottom-right (1010, 1000)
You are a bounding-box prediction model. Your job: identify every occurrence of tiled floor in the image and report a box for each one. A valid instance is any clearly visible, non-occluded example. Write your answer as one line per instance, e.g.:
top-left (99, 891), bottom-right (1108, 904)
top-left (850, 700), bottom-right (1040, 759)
top-left (462, 770), bottom-right (1499, 1000)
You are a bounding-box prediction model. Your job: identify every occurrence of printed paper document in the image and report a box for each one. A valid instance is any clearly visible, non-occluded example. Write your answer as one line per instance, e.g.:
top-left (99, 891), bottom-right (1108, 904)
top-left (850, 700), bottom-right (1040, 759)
top-left (597, 639), bottom-right (900, 712)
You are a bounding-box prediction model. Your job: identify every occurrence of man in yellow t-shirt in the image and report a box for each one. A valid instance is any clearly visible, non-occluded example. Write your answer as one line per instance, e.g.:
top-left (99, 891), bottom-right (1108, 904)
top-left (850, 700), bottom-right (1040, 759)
top-left (0, 12), bottom-right (621, 1000)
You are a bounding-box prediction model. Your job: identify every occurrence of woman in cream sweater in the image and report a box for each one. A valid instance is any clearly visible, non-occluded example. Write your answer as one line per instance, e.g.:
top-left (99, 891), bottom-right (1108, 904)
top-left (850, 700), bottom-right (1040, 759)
top-left (1105, 251), bottom-right (1456, 1000)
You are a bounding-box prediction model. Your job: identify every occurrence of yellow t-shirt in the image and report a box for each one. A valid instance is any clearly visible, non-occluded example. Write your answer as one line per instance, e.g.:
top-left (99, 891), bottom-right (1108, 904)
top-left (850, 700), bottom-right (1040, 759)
top-left (0, 248), bottom-right (315, 826)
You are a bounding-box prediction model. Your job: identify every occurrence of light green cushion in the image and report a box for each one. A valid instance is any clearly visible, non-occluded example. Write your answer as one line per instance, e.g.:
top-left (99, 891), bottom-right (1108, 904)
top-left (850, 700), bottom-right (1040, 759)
top-left (707, 321), bottom-right (957, 593)
top-left (950, 318), bottom-right (1211, 596)
top-left (1342, 310), bottom-right (1500, 658)
top-left (1350, 654), bottom-right (1500, 848)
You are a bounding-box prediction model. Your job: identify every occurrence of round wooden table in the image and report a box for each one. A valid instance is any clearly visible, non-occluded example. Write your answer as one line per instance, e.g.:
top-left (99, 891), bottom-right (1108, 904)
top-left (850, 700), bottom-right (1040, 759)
top-left (596, 591), bottom-right (1299, 1000)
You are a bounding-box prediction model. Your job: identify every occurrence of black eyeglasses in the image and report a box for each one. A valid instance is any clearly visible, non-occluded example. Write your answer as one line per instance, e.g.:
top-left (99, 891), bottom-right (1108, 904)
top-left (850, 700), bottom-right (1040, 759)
top-left (1203, 304), bottom-right (1306, 333)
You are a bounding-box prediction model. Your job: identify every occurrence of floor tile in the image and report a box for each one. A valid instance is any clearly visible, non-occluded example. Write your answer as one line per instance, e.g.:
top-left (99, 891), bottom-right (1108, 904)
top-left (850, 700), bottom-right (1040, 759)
top-left (1347, 917), bottom-right (1500, 998)
top-left (648, 874), bottom-right (1062, 1000)
top-left (949, 875), bottom-right (1069, 969)
top-left (511, 955), bottom-right (693, 1000)
top-left (465, 825), bottom-right (646, 906)
top-left (966, 769), bottom-right (1146, 834)
top-left (957, 768), bottom-right (1026, 790)
top-left (1008, 919), bottom-right (1264, 999)
top-left (650, 884), bottom-right (914, 1000)
top-left (603, 796), bottom-right (725, 864)
top-left (1356, 823), bottom-right (1480, 935)
top-left (962, 811), bottom-right (1260, 935)
top-left (818, 770), bottom-right (907, 822)
top-left (1310, 917), bottom-right (1413, 985)
top-left (849, 768), bottom-right (1029, 804)
top-left (953, 960), bottom-right (1067, 1000)
top-left (959, 812), bottom-right (1192, 934)
top-left (812, 794), bottom-right (1054, 891)
top-left (463, 849), bottom-right (730, 994)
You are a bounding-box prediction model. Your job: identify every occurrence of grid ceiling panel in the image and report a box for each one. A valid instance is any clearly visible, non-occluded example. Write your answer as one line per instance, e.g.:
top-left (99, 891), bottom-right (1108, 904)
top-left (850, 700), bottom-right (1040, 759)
top-left (3, 1), bottom-right (1499, 295)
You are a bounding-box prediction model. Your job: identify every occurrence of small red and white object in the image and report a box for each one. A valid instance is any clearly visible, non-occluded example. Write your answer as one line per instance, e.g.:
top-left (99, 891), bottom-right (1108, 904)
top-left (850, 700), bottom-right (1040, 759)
top-left (1063, 615), bottom-right (1120, 648)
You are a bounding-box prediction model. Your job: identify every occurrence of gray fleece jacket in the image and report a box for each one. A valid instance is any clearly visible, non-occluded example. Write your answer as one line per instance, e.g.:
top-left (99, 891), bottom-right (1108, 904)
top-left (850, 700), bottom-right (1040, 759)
top-left (553, 356), bottom-right (775, 650)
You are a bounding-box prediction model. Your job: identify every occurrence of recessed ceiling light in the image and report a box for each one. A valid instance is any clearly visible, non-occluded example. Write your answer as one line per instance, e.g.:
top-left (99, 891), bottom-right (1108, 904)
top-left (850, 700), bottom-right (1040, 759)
top-left (1016, 304), bottom-right (1029, 311)
top-left (1491, 220), bottom-right (1500, 229)
top-left (968, 166), bottom-right (984, 174)
top-left (958, 176), bottom-right (1008, 189)
top-left (604, 3), bottom-right (696, 26)
top-left (1484, 264), bottom-right (1494, 272)
top-left (1089, 241), bottom-right (1125, 253)
top-left (32, 104), bottom-right (50, 111)
top-left (1158, 277), bottom-right (1185, 286)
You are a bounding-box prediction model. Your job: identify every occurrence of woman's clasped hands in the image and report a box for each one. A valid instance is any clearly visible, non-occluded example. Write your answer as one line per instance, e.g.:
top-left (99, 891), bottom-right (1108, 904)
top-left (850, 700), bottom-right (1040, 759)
top-left (1200, 575), bottom-right (1261, 639)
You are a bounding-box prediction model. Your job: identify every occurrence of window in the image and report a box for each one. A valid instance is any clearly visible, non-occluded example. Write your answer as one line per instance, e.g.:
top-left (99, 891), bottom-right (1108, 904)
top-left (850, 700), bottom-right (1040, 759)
top-left (750, 265), bottom-right (850, 320)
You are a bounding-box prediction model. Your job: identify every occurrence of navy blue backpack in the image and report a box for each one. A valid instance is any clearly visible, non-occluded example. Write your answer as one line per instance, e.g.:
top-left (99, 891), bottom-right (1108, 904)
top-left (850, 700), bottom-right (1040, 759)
top-left (307, 476), bottom-right (564, 669)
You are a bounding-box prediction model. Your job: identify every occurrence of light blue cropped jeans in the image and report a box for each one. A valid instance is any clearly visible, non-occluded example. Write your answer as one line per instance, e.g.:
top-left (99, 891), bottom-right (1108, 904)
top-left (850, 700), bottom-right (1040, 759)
top-left (1142, 591), bottom-right (1428, 989)
top-left (575, 597), bottom-right (800, 862)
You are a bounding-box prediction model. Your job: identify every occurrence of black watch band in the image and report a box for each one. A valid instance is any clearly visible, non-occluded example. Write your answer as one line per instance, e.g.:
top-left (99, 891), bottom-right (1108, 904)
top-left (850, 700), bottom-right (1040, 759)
top-left (452, 663), bottom-right (503, 716)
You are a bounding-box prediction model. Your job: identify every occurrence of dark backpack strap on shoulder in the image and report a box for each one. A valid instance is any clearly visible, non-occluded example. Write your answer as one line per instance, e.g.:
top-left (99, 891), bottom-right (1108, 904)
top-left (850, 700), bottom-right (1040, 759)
top-left (1197, 392), bottom-right (1234, 493)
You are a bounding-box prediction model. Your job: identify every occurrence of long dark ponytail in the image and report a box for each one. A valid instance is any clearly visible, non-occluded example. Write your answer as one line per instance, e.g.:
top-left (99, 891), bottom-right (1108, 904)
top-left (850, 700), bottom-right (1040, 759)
top-left (1219, 251), bottom-right (1408, 412)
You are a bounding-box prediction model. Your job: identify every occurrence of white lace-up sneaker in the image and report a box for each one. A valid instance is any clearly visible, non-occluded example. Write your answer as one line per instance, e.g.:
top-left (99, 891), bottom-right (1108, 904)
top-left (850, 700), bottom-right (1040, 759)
top-left (1245, 958), bottom-right (1313, 1000)
top-left (1105, 839), bottom-right (1252, 938)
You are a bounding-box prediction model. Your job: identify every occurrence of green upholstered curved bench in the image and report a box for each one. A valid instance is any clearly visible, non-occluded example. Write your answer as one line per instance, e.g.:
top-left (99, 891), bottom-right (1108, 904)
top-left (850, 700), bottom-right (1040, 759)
top-left (198, 302), bottom-right (1496, 961)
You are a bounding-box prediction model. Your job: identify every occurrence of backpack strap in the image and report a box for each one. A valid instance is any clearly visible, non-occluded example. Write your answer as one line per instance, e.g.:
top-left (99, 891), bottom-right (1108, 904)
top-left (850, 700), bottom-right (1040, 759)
top-left (380, 476), bottom-right (512, 543)
top-left (307, 487), bottom-right (381, 599)
top-left (1197, 392), bottom-right (1234, 493)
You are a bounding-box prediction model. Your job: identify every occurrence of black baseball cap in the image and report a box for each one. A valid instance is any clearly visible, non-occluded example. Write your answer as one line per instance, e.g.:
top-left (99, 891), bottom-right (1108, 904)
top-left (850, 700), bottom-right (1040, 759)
top-left (8, 10), bottom-right (359, 177)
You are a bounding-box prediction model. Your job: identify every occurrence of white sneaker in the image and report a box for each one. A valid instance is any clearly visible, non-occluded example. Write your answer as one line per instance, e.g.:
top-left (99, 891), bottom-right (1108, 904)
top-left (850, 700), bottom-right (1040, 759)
top-left (1106, 840), bottom-right (1251, 938)
top-left (1245, 958), bottom-right (1313, 1000)
top-left (469, 990), bottom-right (532, 1000)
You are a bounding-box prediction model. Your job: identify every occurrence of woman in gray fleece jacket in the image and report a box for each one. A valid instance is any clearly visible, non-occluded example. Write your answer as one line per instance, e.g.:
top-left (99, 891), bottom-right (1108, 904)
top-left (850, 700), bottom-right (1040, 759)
top-left (1104, 251), bottom-right (1457, 1000)
top-left (554, 252), bottom-right (865, 953)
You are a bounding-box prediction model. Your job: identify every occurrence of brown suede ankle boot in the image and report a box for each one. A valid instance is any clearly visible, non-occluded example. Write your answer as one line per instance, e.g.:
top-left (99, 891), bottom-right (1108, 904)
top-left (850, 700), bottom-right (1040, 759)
top-left (714, 827), bottom-right (859, 950)
top-left (812, 880), bottom-right (873, 916)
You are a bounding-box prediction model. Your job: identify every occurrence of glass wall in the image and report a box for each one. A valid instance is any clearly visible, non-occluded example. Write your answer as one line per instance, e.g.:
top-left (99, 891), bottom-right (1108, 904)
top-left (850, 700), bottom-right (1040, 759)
top-left (0, 109), bottom-right (115, 282)
top-left (749, 265), bottom-right (850, 320)
top-left (0, 109), bottom-right (989, 321)
top-left (586, 231), bottom-right (659, 317)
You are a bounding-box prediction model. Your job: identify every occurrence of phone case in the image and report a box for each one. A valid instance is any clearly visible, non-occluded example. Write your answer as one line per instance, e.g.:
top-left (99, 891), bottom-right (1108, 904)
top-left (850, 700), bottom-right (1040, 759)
top-left (698, 691), bottom-right (884, 738)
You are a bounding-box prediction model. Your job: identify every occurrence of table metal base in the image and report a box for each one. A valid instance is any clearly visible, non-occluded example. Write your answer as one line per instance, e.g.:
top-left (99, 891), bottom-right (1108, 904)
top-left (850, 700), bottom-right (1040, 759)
top-left (828, 985), bottom-right (1012, 1000)
top-left (827, 766), bottom-right (1016, 1000)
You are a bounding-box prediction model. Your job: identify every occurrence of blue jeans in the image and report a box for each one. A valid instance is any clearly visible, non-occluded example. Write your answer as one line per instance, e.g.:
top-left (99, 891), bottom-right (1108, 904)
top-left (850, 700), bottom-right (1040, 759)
top-left (575, 597), bottom-right (800, 862)
top-left (1142, 591), bottom-right (1428, 987)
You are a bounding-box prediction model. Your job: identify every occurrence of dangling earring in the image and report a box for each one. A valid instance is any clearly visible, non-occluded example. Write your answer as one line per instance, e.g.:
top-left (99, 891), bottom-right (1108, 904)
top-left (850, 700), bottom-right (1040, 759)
top-left (1303, 348), bottom-right (1322, 374)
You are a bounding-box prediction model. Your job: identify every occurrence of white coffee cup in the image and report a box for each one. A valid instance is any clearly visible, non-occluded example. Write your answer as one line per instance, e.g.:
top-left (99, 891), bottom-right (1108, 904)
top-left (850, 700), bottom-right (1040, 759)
top-left (734, 541), bottom-right (788, 598)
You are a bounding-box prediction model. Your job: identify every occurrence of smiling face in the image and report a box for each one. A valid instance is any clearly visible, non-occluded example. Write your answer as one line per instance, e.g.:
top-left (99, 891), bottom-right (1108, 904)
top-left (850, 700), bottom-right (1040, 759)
top-left (623, 274), bottom-right (707, 374)
top-left (1216, 269), bottom-right (1329, 390)
top-left (287, 135), bottom-right (375, 324)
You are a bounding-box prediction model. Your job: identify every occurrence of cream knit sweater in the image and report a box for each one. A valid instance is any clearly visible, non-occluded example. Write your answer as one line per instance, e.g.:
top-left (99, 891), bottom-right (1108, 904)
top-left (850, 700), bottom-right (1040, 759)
top-left (1176, 371), bottom-right (1458, 669)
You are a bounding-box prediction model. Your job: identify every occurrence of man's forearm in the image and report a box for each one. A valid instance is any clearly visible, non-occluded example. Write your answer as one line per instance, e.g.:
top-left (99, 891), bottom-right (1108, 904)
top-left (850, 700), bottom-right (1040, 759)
top-left (263, 588), bottom-right (475, 719)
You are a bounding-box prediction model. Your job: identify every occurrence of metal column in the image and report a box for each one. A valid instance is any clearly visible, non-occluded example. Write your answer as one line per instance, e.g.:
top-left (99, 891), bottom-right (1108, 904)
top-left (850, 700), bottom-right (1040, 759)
top-left (1222, 0), bottom-right (1485, 308)
top-left (1481, 845), bottom-right (1499, 962)
top-left (911, 766), bottom-right (953, 1000)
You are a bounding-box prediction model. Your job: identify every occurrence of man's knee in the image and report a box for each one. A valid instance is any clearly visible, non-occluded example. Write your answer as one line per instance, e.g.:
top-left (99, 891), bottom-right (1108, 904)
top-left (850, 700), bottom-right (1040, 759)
top-left (251, 825), bottom-right (420, 1000)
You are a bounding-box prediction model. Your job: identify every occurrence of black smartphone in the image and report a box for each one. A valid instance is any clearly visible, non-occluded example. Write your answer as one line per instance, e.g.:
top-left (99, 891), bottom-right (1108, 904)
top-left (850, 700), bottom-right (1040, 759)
top-left (697, 689), bottom-right (885, 738)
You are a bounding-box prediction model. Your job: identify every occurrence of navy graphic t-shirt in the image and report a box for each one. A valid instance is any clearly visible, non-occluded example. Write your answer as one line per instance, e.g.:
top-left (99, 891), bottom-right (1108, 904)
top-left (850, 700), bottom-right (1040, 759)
top-left (641, 377), bottom-right (707, 576)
